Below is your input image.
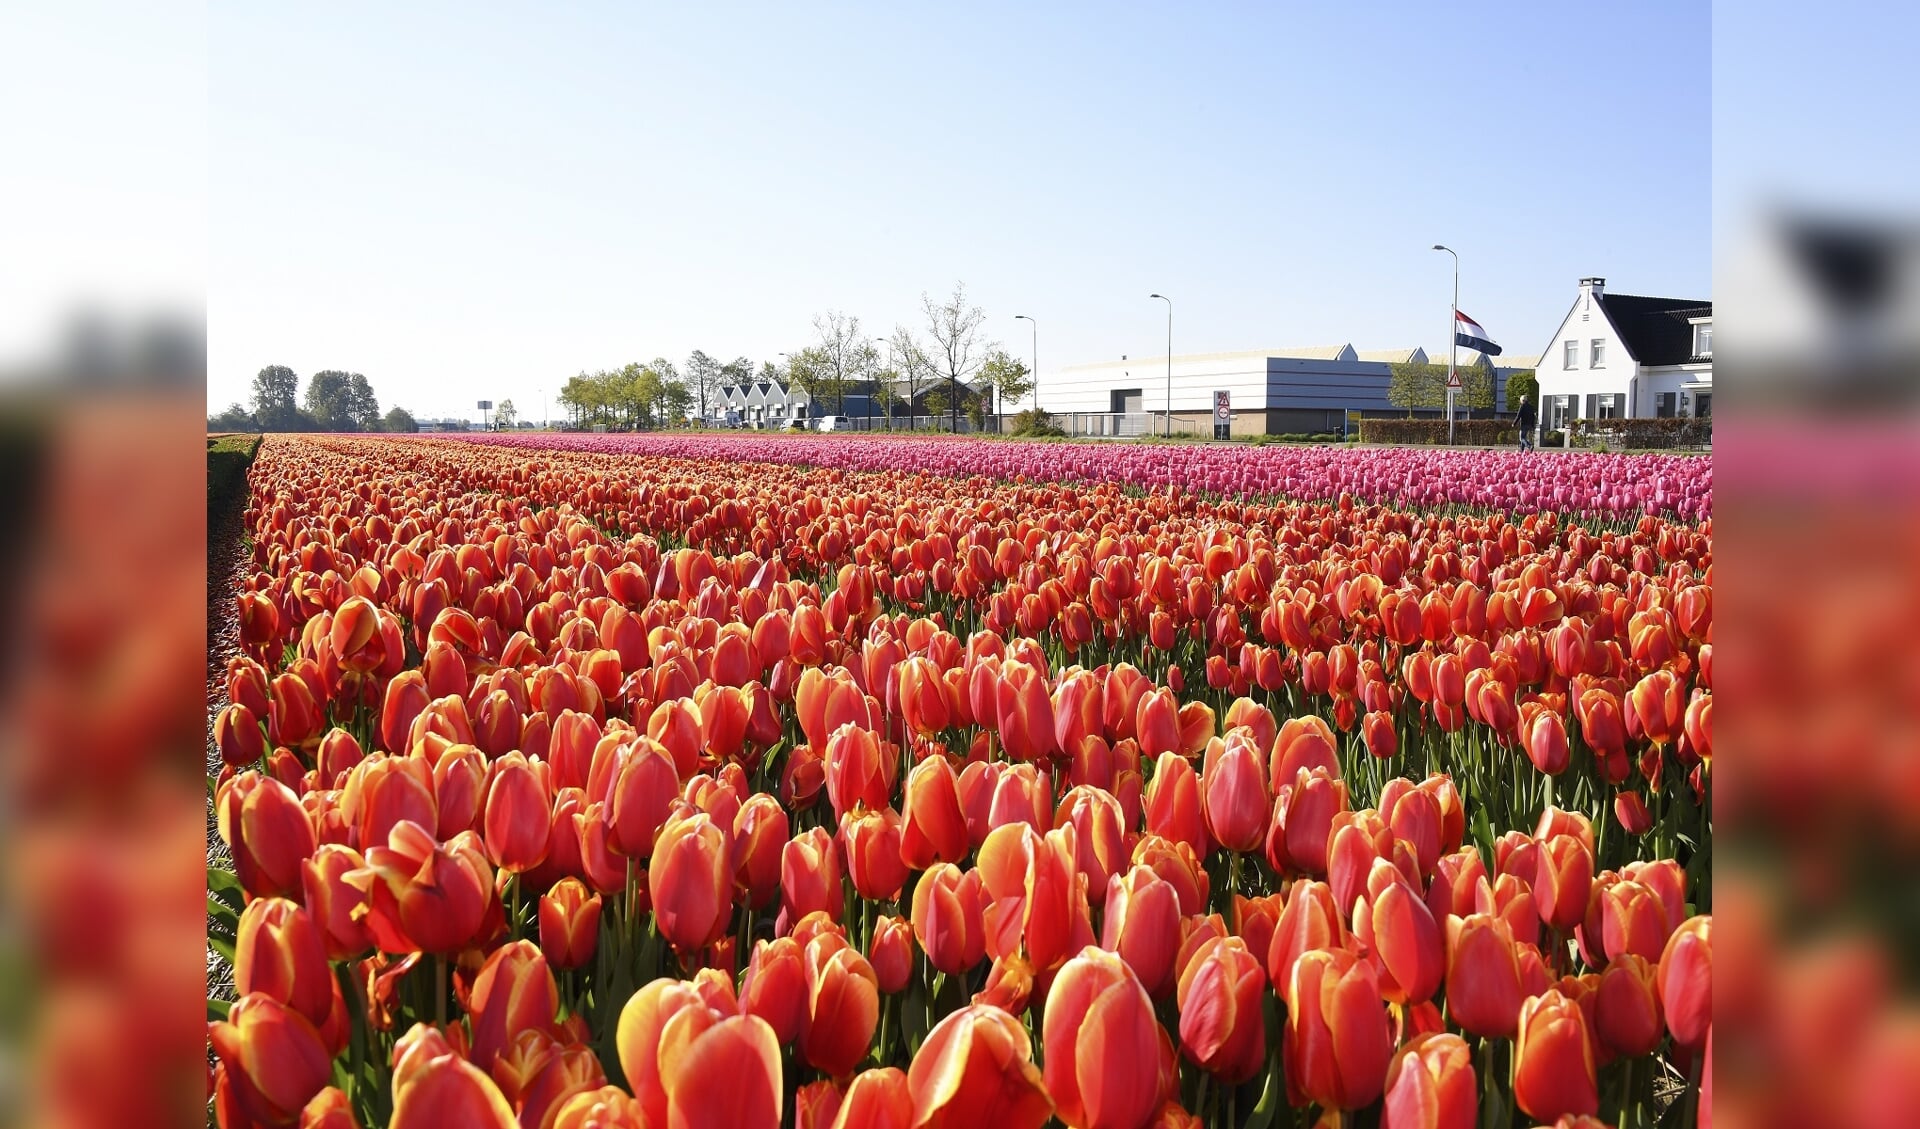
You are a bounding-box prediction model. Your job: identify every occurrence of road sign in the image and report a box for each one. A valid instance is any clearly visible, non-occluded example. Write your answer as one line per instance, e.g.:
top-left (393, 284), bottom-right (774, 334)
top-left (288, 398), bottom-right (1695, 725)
top-left (1213, 391), bottom-right (1231, 440)
top-left (477, 400), bottom-right (494, 410)
top-left (1444, 372), bottom-right (1462, 390)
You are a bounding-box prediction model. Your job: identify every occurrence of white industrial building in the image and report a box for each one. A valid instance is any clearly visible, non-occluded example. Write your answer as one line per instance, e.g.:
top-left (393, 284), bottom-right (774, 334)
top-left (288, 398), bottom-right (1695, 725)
top-left (1040, 345), bottom-right (1532, 436)
top-left (1532, 277), bottom-right (1712, 430)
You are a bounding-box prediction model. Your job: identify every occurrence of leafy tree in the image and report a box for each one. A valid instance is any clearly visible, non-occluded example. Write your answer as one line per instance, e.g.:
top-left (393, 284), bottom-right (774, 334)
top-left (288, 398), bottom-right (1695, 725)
top-left (251, 364), bottom-right (301, 430)
top-left (1387, 361), bottom-right (1494, 414)
top-left (975, 351), bottom-right (1033, 422)
top-left (964, 388), bottom-right (987, 429)
top-left (208, 403), bottom-right (256, 431)
top-left (495, 399), bottom-right (518, 429)
top-left (304, 371), bottom-right (351, 429)
top-left (345, 373), bottom-right (380, 430)
top-left (784, 346), bottom-right (833, 409)
top-left (922, 385), bottom-right (951, 425)
top-left (921, 283), bottom-right (994, 431)
top-left (629, 363), bottom-right (663, 428)
top-left (303, 370), bottom-right (380, 431)
top-left (381, 406), bottom-right (418, 432)
top-left (1504, 370), bottom-right (1539, 412)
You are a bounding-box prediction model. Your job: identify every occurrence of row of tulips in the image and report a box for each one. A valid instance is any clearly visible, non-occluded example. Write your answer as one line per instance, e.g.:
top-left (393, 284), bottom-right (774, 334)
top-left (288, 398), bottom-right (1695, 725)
top-left (458, 432), bottom-right (1712, 523)
top-left (208, 435), bottom-right (1709, 1128)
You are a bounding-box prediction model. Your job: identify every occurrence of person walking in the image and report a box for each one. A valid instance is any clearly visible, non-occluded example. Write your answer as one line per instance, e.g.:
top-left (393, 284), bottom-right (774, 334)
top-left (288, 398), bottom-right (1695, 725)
top-left (1516, 395), bottom-right (1538, 452)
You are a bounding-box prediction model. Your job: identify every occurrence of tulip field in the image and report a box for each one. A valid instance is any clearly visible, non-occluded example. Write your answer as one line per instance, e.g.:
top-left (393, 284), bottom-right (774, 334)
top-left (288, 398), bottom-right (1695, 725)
top-left (208, 433), bottom-right (1711, 1129)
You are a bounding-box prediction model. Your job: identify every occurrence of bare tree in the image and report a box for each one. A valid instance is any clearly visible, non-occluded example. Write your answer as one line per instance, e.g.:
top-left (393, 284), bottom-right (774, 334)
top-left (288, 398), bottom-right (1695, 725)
top-left (921, 283), bottom-right (995, 431)
top-left (887, 327), bottom-right (935, 427)
top-left (685, 350), bottom-right (723, 421)
top-left (812, 311), bottom-right (879, 415)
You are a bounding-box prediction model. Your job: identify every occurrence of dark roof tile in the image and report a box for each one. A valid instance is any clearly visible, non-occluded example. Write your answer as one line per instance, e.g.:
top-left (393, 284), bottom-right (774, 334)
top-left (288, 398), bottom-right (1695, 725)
top-left (1598, 294), bottom-right (1712, 366)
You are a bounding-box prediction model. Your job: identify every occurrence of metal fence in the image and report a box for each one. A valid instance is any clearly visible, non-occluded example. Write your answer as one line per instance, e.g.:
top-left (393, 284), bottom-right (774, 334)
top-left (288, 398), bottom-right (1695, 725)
top-left (1056, 412), bottom-right (1208, 439)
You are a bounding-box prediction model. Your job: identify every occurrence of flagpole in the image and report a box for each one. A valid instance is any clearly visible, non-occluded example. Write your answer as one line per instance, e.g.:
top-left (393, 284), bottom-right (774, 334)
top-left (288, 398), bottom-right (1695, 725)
top-left (1433, 244), bottom-right (1459, 444)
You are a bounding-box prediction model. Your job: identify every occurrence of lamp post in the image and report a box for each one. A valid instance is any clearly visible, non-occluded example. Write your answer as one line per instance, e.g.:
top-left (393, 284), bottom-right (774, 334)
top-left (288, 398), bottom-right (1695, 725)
top-left (1013, 314), bottom-right (1038, 415)
top-left (1432, 244), bottom-right (1459, 444)
top-left (1149, 294), bottom-right (1172, 438)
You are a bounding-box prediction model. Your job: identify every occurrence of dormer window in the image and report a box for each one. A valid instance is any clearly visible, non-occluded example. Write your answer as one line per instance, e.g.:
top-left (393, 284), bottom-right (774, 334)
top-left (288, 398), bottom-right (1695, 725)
top-left (1693, 322), bottom-right (1713, 357)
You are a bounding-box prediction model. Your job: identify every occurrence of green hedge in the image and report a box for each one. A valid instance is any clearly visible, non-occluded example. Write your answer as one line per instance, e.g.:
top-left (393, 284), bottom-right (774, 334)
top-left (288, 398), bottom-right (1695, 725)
top-left (1357, 418), bottom-right (1518, 446)
top-left (1570, 417), bottom-right (1711, 449)
top-left (208, 434), bottom-right (261, 523)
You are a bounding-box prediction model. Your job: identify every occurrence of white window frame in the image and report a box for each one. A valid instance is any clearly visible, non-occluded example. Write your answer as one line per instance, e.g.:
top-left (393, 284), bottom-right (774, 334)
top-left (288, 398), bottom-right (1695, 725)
top-left (1694, 322), bottom-right (1712, 357)
top-left (1590, 338), bottom-right (1606, 368)
top-left (1564, 340), bottom-right (1578, 369)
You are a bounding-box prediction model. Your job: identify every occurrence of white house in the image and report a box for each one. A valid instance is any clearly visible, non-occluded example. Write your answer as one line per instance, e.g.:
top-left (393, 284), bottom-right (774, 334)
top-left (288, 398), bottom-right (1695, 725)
top-left (1533, 277), bottom-right (1712, 432)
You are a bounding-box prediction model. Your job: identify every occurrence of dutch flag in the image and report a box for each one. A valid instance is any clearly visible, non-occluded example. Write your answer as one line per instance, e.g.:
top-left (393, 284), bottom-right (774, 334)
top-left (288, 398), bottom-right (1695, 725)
top-left (1454, 311), bottom-right (1502, 356)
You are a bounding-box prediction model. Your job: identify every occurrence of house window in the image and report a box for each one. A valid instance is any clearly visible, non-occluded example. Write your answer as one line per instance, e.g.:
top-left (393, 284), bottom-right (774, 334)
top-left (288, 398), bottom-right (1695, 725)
top-left (1584, 393), bottom-right (1623, 421)
top-left (1693, 322), bottom-right (1712, 357)
top-left (1563, 340), bottom-right (1578, 369)
top-left (1657, 392), bottom-right (1677, 418)
top-left (1590, 339), bottom-right (1606, 368)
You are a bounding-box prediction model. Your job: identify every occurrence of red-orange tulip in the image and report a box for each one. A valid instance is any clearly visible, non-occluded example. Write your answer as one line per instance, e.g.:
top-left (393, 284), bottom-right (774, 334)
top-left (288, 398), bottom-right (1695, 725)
top-left (1533, 833), bottom-right (1594, 933)
top-left (1267, 878), bottom-right (1348, 993)
top-left (481, 752), bottom-right (551, 874)
top-left (1594, 953), bottom-right (1663, 1058)
top-left (996, 659), bottom-right (1060, 762)
top-left (911, 862), bottom-right (989, 975)
top-left (781, 826), bottom-right (844, 933)
top-left (730, 790), bottom-right (791, 910)
top-left (649, 811), bottom-right (733, 953)
top-left (1380, 1031), bottom-right (1476, 1129)
top-left (299, 1086), bottom-right (360, 1129)
top-left (1176, 936), bottom-right (1267, 1083)
top-left (1355, 860), bottom-right (1444, 1005)
top-left (740, 936), bottom-right (809, 1043)
top-left (1273, 766), bottom-right (1350, 877)
top-left (823, 723), bottom-right (894, 821)
top-left (1284, 947), bottom-right (1392, 1111)
top-left (466, 939), bottom-right (559, 1073)
top-left (538, 877), bottom-right (601, 971)
top-left (545, 1086), bottom-right (649, 1129)
top-left (608, 737), bottom-right (679, 857)
top-left (1144, 751), bottom-right (1207, 857)
top-left (1044, 947), bottom-right (1172, 1129)
top-left (1055, 785), bottom-right (1130, 904)
top-left (801, 933), bottom-right (881, 1077)
top-left (302, 844), bottom-right (373, 961)
top-left (870, 914), bottom-right (915, 994)
top-left (1201, 738), bottom-right (1269, 854)
top-left (1597, 878), bottom-right (1671, 965)
top-left (1658, 914), bottom-right (1711, 1051)
top-left (388, 1032), bottom-right (518, 1129)
top-left (901, 755), bottom-right (968, 870)
top-left (1513, 990), bottom-right (1599, 1122)
top-left (219, 771), bottom-right (319, 900)
top-left (1102, 864), bottom-right (1183, 999)
top-left (978, 823), bottom-right (1090, 975)
top-left (216, 702), bottom-right (268, 769)
top-left (830, 1067), bottom-right (914, 1129)
top-left (208, 993), bottom-right (335, 1126)
top-left (841, 806), bottom-right (910, 902)
top-left (1444, 913), bottom-right (1525, 1039)
top-left (234, 897), bottom-right (332, 1029)
top-left (345, 820), bottom-right (494, 955)
top-left (907, 1004), bottom-right (1052, 1129)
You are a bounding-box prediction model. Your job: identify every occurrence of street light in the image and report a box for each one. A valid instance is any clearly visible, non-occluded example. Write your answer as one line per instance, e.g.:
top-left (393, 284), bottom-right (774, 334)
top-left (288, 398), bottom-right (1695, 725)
top-left (1432, 245), bottom-right (1459, 444)
top-left (1149, 294), bottom-right (1172, 438)
top-left (1013, 314), bottom-right (1038, 415)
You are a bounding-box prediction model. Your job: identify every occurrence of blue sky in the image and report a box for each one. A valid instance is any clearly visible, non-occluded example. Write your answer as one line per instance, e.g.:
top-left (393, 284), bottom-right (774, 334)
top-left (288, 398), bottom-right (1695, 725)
top-left (209, 2), bottom-right (1710, 420)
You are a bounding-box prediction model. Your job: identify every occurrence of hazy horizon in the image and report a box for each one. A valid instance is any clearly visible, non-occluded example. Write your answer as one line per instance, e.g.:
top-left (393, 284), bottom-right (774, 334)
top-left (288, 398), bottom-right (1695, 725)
top-left (209, 2), bottom-right (1710, 422)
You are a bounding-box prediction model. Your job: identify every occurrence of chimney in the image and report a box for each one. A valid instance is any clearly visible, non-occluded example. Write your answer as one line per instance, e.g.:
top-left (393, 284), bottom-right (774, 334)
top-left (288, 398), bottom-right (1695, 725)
top-left (1580, 276), bottom-right (1607, 297)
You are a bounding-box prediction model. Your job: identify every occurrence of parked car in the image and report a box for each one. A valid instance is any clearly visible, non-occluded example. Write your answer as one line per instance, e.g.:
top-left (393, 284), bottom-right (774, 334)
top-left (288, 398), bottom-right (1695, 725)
top-left (813, 415), bottom-right (844, 432)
